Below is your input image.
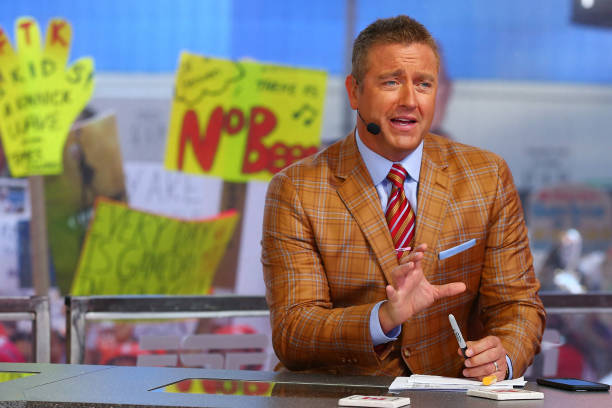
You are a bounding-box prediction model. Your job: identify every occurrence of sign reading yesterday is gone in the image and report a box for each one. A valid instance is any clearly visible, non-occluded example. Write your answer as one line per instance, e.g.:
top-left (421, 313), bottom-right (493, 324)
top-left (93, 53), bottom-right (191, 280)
top-left (71, 199), bottom-right (238, 295)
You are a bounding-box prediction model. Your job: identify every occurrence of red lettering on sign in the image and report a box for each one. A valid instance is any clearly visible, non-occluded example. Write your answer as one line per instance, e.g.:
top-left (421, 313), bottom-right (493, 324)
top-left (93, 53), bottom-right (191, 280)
top-left (18, 21), bottom-right (33, 45)
top-left (223, 108), bottom-right (244, 134)
top-left (50, 21), bottom-right (68, 46)
top-left (241, 106), bottom-right (317, 174)
top-left (176, 105), bottom-right (318, 176)
top-left (241, 106), bottom-right (277, 173)
top-left (0, 29), bottom-right (7, 54)
top-left (177, 107), bottom-right (224, 171)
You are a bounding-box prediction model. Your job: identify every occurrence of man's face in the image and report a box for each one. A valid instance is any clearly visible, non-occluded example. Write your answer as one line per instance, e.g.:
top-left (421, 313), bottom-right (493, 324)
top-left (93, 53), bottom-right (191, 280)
top-left (346, 42), bottom-right (438, 162)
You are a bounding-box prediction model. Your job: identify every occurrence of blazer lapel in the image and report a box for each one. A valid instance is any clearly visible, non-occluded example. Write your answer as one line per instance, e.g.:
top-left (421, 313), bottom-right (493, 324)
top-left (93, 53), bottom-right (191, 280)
top-left (335, 133), bottom-right (398, 284)
top-left (415, 135), bottom-right (450, 278)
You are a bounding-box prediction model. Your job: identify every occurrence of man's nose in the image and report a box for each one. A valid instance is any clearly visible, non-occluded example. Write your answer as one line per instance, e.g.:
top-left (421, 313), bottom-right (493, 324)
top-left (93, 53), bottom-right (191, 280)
top-left (399, 83), bottom-right (417, 108)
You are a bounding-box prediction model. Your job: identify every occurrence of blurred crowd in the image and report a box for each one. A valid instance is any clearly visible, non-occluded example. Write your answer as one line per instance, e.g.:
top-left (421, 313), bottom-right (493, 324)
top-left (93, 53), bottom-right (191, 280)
top-left (536, 229), bottom-right (612, 383)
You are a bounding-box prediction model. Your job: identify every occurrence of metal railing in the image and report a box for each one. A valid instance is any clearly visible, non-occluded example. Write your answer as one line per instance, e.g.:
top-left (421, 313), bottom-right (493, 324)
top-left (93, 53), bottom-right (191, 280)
top-left (63, 293), bottom-right (612, 365)
top-left (540, 293), bottom-right (612, 314)
top-left (65, 295), bottom-right (269, 364)
top-left (0, 296), bottom-right (50, 362)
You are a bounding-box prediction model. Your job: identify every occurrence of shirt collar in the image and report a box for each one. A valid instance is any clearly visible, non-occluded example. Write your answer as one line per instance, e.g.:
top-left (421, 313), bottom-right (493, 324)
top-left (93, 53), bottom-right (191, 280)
top-left (355, 129), bottom-right (423, 186)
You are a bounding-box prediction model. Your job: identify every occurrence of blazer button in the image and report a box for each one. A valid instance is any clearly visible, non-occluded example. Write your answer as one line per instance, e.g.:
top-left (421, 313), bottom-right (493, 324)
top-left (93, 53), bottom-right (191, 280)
top-left (403, 348), bottom-right (411, 357)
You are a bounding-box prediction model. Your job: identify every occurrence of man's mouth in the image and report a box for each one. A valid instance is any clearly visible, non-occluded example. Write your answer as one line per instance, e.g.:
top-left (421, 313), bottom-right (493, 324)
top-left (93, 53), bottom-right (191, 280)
top-left (390, 117), bottom-right (418, 128)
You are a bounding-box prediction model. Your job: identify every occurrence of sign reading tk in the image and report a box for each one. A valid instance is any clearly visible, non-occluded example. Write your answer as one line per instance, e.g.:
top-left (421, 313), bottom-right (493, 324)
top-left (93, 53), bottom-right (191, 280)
top-left (164, 53), bottom-right (327, 182)
top-left (0, 17), bottom-right (95, 177)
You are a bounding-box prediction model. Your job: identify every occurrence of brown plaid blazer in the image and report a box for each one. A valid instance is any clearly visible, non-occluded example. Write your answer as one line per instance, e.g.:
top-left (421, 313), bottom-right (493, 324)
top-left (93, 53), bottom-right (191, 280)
top-left (262, 132), bottom-right (545, 377)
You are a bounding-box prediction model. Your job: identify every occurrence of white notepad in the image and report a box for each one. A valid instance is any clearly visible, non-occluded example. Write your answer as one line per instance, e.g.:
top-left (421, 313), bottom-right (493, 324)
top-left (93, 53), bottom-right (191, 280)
top-left (389, 375), bottom-right (526, 391)
top-left (338, 395), bottom-right (411, 407)
top-left (467, 388), bottom-right (544, 400)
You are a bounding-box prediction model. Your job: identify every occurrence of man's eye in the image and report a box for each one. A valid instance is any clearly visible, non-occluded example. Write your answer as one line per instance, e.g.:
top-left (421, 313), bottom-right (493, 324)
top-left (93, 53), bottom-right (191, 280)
top-left (384, 80), bottom-right (399, 86)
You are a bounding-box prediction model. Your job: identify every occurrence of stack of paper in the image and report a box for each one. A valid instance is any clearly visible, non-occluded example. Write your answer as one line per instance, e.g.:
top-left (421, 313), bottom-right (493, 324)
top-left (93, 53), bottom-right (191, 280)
top-left (389, 375), bottom-right (527, 392)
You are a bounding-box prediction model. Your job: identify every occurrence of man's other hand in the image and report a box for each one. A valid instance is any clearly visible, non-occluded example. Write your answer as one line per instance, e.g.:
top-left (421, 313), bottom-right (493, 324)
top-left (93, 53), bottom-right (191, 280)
top-left (461, 336), bottom-right (508, 381)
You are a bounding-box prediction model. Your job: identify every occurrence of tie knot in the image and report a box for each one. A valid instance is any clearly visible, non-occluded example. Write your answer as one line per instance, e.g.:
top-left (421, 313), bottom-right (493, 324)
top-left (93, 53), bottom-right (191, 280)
top-left (387, 164), bottom-right (408, 189)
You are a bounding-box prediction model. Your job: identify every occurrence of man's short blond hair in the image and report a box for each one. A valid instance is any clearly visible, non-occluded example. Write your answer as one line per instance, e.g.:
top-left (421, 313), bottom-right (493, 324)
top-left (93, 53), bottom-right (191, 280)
top-left (351, 15), bottom-right (439, 83)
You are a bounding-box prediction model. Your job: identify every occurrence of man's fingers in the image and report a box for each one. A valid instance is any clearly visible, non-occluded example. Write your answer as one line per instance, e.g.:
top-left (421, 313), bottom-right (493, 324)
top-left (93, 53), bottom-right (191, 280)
top-left (414, 243), bottom-right (428, 252)
top-left (463, 358), bottom-right (506, 380)
top-left (385, 284), bottom-right (396, 300)
top-left (435, 282), bottom-right (466, 299)
top-left (392, 261), bottom-right (415, 283)
top-left (464, 347), bottom-right (502, 369)
top-left (399, 243), bottom-right (427, 264)
top-left (462, 336), bottom-right (507, 380)
top-left (465, 336), bottom-right (500, 357)
top-left (400, 251), bottom-right (424, 264)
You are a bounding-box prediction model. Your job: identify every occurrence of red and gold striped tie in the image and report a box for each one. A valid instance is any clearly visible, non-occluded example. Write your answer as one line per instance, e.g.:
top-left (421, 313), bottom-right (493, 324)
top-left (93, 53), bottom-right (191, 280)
top-left (385, 164), bottom-right (415, 257)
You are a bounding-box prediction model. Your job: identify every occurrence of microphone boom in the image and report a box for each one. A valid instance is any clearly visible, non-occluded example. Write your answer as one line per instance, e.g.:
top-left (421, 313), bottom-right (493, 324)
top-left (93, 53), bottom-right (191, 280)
top-left (357, 110), bottom-right (381, 135)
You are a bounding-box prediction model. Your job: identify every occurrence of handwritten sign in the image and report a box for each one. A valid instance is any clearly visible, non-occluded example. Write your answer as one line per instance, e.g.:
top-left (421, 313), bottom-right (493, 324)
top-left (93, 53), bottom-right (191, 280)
top-left (125, 161), bottom-right (221, 219)
top-left (71, 199), bottom-right (238, 295)
top-left (164, 52), bottom-right (327, 182)
top-left (0, 17), bottom-right (94, 177)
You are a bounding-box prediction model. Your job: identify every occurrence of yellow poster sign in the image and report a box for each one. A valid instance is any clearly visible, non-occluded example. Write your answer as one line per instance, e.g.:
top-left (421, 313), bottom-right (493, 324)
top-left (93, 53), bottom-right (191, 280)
top-left (0, 17), bottom-right (94, 177)
top-left (164, 52), bottom-right (327, 182)
top-left (71, 199), bottom-right (239, 295)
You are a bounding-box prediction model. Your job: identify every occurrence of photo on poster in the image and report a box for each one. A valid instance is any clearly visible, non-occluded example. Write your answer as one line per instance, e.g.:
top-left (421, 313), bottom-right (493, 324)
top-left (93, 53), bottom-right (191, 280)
top-left (0, 178), bottom-right (30, 219)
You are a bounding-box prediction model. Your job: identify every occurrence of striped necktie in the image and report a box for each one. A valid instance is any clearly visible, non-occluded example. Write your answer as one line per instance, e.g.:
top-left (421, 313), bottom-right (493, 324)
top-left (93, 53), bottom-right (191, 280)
top-left (385, 164), bottom-right (415, 257)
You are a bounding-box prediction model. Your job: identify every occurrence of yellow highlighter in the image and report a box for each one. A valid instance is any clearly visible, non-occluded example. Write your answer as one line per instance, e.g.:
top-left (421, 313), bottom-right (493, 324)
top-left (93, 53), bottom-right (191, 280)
top-left (482, 375), bottom-right (498, 386)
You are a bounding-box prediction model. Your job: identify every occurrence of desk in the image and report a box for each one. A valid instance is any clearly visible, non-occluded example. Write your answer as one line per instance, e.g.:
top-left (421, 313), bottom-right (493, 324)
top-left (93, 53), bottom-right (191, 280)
top-left (1, 363), bottom-right (610, 407)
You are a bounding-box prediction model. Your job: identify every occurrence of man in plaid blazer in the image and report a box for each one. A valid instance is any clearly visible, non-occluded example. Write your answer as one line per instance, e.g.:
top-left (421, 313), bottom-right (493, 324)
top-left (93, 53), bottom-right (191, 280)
top-left (262, 15), bottom-right (545, 379)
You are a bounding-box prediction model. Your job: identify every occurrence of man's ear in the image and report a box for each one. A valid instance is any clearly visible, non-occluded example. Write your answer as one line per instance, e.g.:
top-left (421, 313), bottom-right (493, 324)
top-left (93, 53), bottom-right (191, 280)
top-left (345, 74), bottom-right (359, 110)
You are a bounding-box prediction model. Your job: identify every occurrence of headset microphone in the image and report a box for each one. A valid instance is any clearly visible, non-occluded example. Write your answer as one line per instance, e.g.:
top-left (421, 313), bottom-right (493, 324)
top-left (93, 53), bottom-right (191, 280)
top-left (357, 110), bottom-right (381, 135)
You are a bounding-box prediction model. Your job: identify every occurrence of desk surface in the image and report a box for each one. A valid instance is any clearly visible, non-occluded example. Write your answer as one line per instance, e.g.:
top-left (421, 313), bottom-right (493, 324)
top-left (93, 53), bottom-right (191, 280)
top-left (1, 363), bottom-right (610, 408)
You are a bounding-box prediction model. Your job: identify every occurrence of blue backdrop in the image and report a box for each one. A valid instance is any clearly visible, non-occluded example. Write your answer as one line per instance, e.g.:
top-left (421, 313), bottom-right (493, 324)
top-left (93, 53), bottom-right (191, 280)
top-left (1, 0), bottom-right (611, 83)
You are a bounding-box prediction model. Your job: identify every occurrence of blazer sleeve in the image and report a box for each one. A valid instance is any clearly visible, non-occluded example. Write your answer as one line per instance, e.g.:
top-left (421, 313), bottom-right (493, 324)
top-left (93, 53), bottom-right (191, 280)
top-left (261, 172), bottom-right (383, 372)
top-left (479, 157), bottom-right (546, 377)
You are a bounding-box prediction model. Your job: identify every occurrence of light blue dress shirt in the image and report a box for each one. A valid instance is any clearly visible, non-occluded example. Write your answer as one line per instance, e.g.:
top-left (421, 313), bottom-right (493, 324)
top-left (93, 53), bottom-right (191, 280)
top-left (355, 130), bottom-right (514, 378)
top-left (355, 129), bottom-right (422, 213)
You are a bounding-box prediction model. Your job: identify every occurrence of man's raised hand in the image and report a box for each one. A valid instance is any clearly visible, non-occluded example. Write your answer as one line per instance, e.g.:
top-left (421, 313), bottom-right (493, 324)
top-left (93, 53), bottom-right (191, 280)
top-left (379, 243), bottom-right (466, 333)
